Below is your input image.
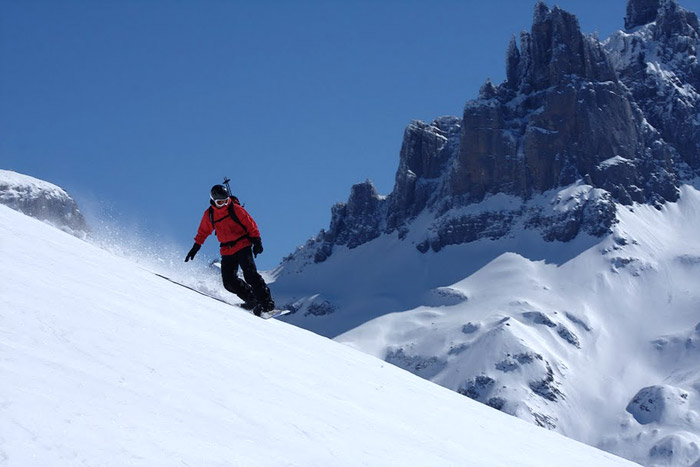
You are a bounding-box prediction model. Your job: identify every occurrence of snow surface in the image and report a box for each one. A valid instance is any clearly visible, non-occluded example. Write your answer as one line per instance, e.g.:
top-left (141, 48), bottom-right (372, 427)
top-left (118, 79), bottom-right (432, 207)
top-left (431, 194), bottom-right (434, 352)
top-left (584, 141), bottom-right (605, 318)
top-left (0, 169), bottom-right (69, 198)
top-left (0, 204), bottom-right (635, 466)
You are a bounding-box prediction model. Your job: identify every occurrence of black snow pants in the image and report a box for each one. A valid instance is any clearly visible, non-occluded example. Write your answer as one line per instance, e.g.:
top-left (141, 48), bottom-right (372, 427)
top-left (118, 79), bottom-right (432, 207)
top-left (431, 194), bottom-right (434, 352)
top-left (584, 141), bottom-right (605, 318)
top-left (221, 246), bottom-right (272, 304)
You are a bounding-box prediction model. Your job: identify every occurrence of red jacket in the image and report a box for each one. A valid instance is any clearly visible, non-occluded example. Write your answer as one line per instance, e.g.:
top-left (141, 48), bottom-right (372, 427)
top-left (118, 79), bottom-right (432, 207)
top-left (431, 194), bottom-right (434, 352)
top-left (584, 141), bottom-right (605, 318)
top-left (194, 201), bottom-right (261, 256)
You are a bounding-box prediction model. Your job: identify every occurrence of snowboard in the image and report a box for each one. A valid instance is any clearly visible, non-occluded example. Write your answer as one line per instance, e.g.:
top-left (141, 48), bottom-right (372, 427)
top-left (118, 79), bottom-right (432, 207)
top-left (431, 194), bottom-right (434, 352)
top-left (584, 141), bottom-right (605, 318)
top-left (153, 273), bottom-right (289, 320)
top-left (260, 308), bottom-right (291, 320)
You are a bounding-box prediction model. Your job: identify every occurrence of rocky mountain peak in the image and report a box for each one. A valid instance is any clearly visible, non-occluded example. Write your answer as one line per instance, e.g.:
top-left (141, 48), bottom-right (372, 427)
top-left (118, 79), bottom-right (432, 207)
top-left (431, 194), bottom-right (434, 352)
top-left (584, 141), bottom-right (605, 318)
top-left (656, 0), bottom-right (700, 40)
top-left (623, 0), bottom-right (699, 39)
top-left (505, 2), bottom-right (616, 94)
top-left (454, 1), bottom-right (661, 205)
top-left (625, 0), bottom-right (661, 30)
top-left (313, 179), bottom-right (386, 259)
top-left (284, 0), bottom-right (698, 266)
top-left (606, 0), bottom-right (700, 171)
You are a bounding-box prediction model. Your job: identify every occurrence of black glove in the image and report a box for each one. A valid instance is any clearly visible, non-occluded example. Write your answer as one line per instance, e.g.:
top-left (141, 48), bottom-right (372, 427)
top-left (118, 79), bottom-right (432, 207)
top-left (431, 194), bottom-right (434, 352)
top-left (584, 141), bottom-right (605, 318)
top-left (185, 243), bottom-right (201, 262)
top-left (251, 237), bottom-right (263, 257)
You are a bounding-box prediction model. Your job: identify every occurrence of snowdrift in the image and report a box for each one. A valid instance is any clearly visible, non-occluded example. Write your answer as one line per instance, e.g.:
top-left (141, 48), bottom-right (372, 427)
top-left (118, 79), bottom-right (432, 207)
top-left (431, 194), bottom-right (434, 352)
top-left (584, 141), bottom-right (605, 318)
top-left (0, 204), bottom-right (634, 466)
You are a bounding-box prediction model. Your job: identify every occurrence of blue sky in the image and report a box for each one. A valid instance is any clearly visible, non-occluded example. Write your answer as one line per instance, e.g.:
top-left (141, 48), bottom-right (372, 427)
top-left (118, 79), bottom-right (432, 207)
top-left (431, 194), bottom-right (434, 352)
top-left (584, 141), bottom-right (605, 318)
top-left (2, 0), bottom-right (693, 269)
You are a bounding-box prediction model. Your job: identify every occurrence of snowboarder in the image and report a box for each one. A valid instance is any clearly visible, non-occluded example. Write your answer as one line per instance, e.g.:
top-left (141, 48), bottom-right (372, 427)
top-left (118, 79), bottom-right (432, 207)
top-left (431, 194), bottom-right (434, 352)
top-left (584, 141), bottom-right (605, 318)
top-left (185, 184), bottom-right (275, 316)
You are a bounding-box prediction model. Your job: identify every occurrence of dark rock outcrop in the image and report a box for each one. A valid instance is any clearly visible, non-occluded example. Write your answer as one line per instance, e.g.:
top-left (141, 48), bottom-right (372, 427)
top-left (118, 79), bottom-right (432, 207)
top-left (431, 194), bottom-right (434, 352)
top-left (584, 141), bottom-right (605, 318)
top-left (625, 0), bottom-right (661, 30)
top-left (459, 374), bottom-right (496, 400)
top-left (452, 2), bottom-right (677, 205)
top-left (308, 180), bottom-right (386, 262)
top-left (606, 0), bottom-right (700, 173)
top-left (285, 0), bottom-right (699, 265)
top-left (326, 180), bottom-right (385, 249)
top-left (388, 117), bottom-right (460, 233)
top-left (529, 361), bottom-right (563, 402)
top-left (626, 385), bottom-right (690, 425)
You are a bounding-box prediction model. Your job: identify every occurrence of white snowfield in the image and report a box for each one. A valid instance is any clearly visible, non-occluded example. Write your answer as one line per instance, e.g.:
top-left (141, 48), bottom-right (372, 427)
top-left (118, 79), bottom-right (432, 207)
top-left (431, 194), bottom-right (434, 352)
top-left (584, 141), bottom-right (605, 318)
top-left (0, 204), bottom-right (635, 466)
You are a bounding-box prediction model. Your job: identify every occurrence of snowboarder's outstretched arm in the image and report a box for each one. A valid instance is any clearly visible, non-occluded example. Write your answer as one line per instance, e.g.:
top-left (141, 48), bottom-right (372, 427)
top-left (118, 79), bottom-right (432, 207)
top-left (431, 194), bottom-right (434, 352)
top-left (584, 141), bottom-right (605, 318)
top-left (185, 210), bottom-right (213, 262)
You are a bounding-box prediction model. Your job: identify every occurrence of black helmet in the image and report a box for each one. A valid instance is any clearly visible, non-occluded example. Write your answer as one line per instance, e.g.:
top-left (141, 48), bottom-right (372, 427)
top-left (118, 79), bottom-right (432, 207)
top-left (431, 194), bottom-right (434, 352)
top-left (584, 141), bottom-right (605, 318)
top-left (210, 184), bottom-right (229, 201)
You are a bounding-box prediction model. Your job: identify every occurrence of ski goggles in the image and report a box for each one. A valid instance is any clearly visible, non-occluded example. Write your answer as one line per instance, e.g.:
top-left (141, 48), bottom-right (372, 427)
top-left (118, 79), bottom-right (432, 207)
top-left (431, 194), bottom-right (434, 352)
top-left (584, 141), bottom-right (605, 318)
top-left (211, 197), bottom-right (230, 207)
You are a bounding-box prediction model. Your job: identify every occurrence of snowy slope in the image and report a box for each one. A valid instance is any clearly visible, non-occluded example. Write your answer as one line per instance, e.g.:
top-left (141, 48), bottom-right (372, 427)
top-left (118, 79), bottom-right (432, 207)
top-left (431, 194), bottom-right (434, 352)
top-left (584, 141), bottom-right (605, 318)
top-left (272, 182), bottom-right (700, 466)
top-left (0, 204), bottom-right (635, 466)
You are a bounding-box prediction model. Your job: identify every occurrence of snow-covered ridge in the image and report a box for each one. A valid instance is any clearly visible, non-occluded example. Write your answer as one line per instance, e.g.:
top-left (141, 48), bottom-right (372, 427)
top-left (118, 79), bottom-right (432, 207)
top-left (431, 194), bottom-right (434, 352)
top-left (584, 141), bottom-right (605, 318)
top-left (280, 180), bottom-right (614, 278)
top-left (0, 204), bottom-right (635, 466)
top-left (0, 169), bottom-right (88, 236)
top-left (272, 182), bottom-right (700, 466)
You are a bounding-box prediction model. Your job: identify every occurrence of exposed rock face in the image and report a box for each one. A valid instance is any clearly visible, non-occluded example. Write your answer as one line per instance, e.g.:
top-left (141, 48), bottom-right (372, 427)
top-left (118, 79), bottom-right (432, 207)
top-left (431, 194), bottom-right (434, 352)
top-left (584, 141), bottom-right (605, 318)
top-left (0, 169), bottom-right (88, 236)
top-left (452, 2), bottom-right (677, 205)
top-left (326, 180), bottom-right (385, 250)
top-left (626, 385), bottom-right (690, 425)
top-left (286, 0), bottom-right (699, 265)
top-left (388, 117), bottom-right (460, 232)
top-left (606, 0), bottom-right (700, 172)
top-left (625, 0), bottom-right (661, 30)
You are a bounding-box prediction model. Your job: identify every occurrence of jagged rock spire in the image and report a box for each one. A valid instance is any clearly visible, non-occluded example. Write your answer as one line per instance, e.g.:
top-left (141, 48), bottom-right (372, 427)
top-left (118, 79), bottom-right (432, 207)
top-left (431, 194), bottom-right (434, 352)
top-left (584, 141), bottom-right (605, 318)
top-left (608, 0), bottom-right (700, 171)
top-left (505, 3), bottom-right (616, 93)
top-left (625, 0), bottom-right (661, 30)
top-left (505, 35), bottom-right (520, 88)
top-left (656, 0), bottom-right (700, 40)
top-left (533, 1), bottom-right (550, 25)
top-left (453, 1), bottom-right (644, 202)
